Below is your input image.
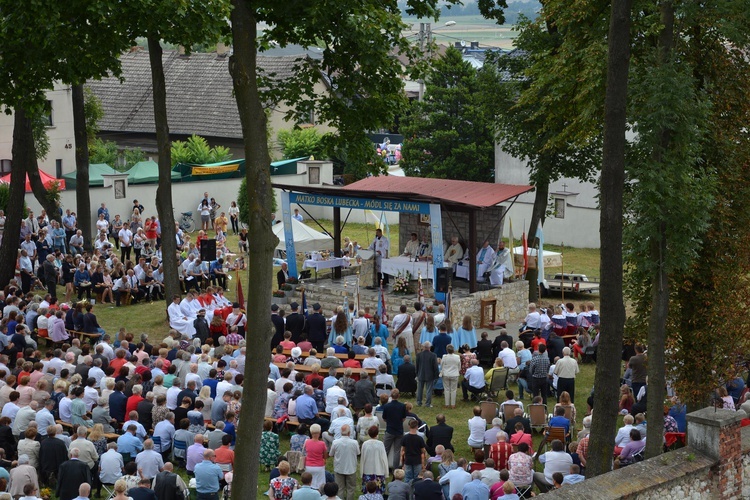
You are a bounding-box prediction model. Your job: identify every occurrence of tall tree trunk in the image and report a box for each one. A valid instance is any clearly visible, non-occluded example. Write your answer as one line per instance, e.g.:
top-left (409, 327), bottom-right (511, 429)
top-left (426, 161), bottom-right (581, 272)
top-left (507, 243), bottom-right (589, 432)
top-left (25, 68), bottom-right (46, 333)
top-left (73, 84), bottom-right (93, 251)
top-left (645, 0), bottom-right (674, 459)
top-left (646, 222), bottom-right (668, 457)
top-left (0, 109), bottom-right (32, 288)
top-left (586, 0), bottom-right (631, 478)
top-left (25, 115), bottom-right (61, 224)
top-left (147, 37), bottom-right (181, 304)
top-left (228, 1), bottom-right (279, 498)
top-left (526, 176), bottom-right (549, 302)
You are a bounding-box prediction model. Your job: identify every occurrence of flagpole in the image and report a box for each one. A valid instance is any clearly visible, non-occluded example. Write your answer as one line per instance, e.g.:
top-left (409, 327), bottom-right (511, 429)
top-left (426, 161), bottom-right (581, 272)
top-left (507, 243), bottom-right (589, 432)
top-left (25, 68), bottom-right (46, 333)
top-left (356, 272), bottom-right (361, 313)
top-left (560, 242), bottom-right (565, 303)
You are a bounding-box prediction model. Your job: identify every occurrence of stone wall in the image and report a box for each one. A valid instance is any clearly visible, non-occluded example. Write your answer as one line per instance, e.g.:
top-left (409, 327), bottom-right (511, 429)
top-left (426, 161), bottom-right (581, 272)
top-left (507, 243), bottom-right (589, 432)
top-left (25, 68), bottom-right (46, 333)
top-left (450, 280), bottom-right (528, 326)
top-left (543, 407), bottom-right (749, 500)
top-left (398, 207), bottom-right (506, 254)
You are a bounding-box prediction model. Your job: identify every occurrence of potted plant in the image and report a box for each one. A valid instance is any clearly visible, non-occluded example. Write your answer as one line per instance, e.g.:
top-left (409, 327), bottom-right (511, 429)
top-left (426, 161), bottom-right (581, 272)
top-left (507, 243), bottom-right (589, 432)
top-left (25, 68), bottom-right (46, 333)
top-left (272, 289), bottom-right (287, 304)
top-left (281, 283), bottom-right (295, 297)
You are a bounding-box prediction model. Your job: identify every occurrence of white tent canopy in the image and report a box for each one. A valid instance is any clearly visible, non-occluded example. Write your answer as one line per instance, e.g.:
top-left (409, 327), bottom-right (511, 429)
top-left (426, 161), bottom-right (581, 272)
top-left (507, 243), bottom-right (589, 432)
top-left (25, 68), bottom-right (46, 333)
top-left (273, 218), bottom-right (334, 254)
top-left (513, 246), bottom-right (563, 269)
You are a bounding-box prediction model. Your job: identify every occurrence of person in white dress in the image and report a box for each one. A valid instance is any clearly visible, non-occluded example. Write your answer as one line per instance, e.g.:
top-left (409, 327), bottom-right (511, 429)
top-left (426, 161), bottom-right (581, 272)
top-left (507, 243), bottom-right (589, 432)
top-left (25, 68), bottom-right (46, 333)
top-left (444, 236), bottom-right (464, 265)
top-left (368, 229), bottom-right (390, 285)
top-left (489, 240), bottom-right (514, 286)
top-left (391, 305), bottom-right (414, 354)
top-left (168, 295), bottom-right (196, 336)
top-left (476, 240), bottom-right (496, 281)
top-left (402, 233), bottom-right (419, 257)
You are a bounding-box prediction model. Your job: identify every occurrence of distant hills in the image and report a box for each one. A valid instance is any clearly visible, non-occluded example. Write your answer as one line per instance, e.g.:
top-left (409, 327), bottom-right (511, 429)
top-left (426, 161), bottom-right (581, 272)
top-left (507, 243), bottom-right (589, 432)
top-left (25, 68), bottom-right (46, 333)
top-left (400, 0), bottom-right (541, 24)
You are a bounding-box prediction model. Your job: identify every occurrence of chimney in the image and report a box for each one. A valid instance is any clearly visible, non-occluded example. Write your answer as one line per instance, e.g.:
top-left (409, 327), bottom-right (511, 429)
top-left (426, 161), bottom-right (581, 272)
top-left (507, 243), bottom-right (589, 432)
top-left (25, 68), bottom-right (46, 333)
top-left (470, 41), bottom-right (479, 49)
top-left (216, 42), bottom-right (229, 57)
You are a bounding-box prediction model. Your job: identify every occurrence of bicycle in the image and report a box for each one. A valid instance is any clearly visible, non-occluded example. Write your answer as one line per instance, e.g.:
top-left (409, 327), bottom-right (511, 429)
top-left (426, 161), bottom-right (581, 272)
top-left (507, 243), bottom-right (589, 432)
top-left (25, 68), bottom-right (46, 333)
top-left (179, 211), bottom-right (196, 233)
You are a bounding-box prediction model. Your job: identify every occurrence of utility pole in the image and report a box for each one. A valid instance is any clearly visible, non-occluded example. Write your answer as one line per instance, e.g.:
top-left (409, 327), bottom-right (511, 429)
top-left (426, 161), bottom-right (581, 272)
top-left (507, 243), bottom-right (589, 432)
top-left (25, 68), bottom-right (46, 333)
top-left (417, 22), bottom-right (431, 102)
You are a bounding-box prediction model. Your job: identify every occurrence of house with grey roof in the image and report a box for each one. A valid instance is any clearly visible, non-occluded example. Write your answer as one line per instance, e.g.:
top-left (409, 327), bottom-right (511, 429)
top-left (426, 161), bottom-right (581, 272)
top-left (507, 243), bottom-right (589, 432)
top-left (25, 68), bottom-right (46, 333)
top-left (86, 47), bottom-right (334, 158)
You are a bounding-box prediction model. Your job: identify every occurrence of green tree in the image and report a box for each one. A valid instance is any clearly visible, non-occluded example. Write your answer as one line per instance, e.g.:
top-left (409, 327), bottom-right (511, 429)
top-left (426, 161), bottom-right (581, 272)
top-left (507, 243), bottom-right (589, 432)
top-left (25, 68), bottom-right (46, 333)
top-left (226, 0), bottom-right (508, 494)
top-left (277, 128), bottom-right (325, 159)
top-left (171, 134), bottom-right (233, 164)
top-left (400, 47), bottom-right (495, 182)
top-left (83, 86), bottom-right (104, 144)
top-left (0, 0), bottom-right (133, 283)
top-left (488, 19), bottom-right (601, 299)
top-left (88, 139), bottom-right (119, 166)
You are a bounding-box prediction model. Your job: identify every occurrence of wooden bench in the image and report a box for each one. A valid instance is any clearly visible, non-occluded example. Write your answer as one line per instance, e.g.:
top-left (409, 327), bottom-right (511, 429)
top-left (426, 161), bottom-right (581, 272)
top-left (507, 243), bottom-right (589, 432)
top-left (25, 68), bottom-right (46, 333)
top-left (281, 349), bottom-right (366, 361)
top-left (273, 362), bottom-right (376, 377)
top-left (66, 329), bottom-right (101, 343)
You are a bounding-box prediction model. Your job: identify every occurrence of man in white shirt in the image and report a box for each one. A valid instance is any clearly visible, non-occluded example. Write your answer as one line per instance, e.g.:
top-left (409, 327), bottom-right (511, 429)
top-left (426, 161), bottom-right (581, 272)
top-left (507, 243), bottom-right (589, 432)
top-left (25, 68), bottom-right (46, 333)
top-left (329, 424), bottom-right (360, 500)
top-left (461, 359), bottom-right (486, 401)
top-left (497, 341), bottom-right (519, 370)
top-left (99, 442), bottom-right (125, 486)
top-left (351, 311), bottom-right (370, 340)
top-left (440, 458), bottom-right (472, 499)
top-left (362, 348), bottom-right (385, 371)
top-left (325, 383), bottom-right (348, 414)
top-left (36, 400), bottom-right (57, 435)
top-left (119, 226), bottom-right (133, 261)
top-left (523, 303), bottom-right (542, 330)
top-left (122, 411), bottom-right (148, 441)
top-left (323, 408), bottom-right (354, 447)
top-left (166, 382), bottom-right (182, 410)
top-left (372, 337), bottom-right (390, 363)
top-left (97, 336), bottom-right (115, 361)
top-left (534, 439), bottom-right (573, 493)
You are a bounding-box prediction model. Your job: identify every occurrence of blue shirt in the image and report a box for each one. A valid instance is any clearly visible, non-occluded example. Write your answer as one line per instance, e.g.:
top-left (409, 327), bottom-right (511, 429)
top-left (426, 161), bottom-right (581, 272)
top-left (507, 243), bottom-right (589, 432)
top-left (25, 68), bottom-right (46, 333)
top-left (224, 421), bottom-right (236, 446)
top-left (548, 416), bottom-right (570, 436)
top-left (461, 479), bottom-right (490, 500)
top-left (194, 460), bottom-right (224, 493)
top-left (296, 394), bottom-right (319, 420)
top-left (562, 474), bottom-right (586, 485)
top-left (203, 379), bottom-right (218, 399)
top-left (323, 376), bottom-right (338, 393)
top-left (117, 432), bottom-right (144, 456)
top-left (292, 486), bottom-right (321, 500)
top-left (209, 260), bottom-right (223, 274)
top-left (517, 348), bottom-right (533, 369)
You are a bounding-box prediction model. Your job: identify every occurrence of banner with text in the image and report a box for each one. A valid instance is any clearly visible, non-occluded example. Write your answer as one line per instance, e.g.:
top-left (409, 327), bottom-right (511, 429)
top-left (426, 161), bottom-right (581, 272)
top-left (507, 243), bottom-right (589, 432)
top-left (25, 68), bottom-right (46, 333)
top-left (288, 192), bottom-right (430, 214)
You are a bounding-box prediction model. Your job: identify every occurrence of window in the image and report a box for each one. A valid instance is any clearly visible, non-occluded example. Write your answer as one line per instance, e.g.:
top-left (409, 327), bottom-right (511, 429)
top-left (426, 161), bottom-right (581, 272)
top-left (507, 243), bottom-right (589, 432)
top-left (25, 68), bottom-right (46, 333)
top-left (43, 100), bottom-right (53, 127)
top-left (554, 198), bottom-right (566, 219)
top-left (0, 160), bottom-right (11, 174)
top-left (308, 166), bottom-right (320, 185)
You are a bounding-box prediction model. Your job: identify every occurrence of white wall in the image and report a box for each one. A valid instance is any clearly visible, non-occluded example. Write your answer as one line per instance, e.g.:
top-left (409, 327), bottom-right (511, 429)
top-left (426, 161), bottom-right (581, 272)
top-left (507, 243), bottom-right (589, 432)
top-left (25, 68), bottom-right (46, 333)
top-left (23, 159), bottom-right (399, 232)
top-left (495, 141), bottom-right (602, 248)
top-left (0, 82), bottom-right (77, 176)
top-left (503, 200), bottom-right (600, 248)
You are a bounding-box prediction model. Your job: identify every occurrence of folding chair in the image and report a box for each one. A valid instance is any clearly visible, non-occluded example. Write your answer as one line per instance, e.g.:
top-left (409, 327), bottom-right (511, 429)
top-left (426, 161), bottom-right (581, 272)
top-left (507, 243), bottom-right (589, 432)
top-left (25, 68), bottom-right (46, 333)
top-left (480, 401), bottom-right (500, 426)
top-left (488, 368), bottom-right (509, 398)
top-left (536, 426), bottom-right (567, 456)
top-left (172, 439), bottom-right (187, 466)
top-left (100, 482), bottom-right (116, 500)
top-left (528, 404), bottom-right (549, 434)
top-left (502, 403), bottom-right (521, 423)
top-left (515, 483), bottom-right (534, 499)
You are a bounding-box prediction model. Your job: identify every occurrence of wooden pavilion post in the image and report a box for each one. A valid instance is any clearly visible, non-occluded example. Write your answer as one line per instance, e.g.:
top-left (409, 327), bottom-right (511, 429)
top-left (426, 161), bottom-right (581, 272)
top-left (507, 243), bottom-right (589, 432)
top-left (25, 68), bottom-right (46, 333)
top-left (469, 209), bottom-right (477, 293)
top-left (333, 207), bottom-right (342, 279)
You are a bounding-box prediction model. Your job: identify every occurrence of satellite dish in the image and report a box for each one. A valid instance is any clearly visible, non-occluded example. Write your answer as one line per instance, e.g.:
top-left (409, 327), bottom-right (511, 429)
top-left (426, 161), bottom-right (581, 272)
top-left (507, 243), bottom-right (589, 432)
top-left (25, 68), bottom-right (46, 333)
top-left (445, 21), bottom-right (457, 27)
top-left (460, 40), bottom-right (466, 47)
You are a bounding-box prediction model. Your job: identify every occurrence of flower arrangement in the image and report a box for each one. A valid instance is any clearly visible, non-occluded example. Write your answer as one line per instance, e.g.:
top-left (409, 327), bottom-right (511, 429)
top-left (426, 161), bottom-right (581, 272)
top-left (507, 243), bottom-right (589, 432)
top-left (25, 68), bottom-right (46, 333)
top-left (392, 271), bottom-right (412, 295)
top-left (40, 488), bottom-right (52, 500)
top-left (281, 283), bottom-right (294, 291)
top-left (425, 305), bottom-right (436, 313)
top-left (286, 277), bottom-right (299, 284)
top-left (272, 290), bottom-right (286, 298)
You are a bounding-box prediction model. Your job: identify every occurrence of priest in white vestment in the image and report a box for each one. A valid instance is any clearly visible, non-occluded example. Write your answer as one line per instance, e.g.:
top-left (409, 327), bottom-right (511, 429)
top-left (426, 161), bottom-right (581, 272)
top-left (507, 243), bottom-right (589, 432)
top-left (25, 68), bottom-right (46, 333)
top-left (169, 295), bottom-right (196, 336)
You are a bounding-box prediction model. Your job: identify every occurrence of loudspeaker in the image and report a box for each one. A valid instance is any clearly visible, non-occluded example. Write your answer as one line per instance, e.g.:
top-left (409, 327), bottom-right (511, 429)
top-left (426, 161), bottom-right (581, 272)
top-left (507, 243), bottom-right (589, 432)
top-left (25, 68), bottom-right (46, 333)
top-left (435, 267), bottom-right (450, 293)
top-left (200, 239), bottom-right (217, 262)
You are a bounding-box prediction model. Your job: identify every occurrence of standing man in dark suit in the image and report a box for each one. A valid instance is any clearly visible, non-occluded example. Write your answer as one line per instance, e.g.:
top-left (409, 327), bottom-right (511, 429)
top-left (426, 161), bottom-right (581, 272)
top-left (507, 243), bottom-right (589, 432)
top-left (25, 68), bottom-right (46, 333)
top-left (415, 342), bottom-right (439, 408)
top-left (413, 471), bottom-right (442, 498)
top-left (56, 448), bottom-right (92, 500)
top-left (271, 304), bottom-right (285, 348)
top-left (305, 303), bottom-right (328, 352)
top-left (277, 262), bottom-right (289, 288)
top-left (426, 414), bottom-right (454, 455)
top-left (286, 302), bottom-right (306, 343)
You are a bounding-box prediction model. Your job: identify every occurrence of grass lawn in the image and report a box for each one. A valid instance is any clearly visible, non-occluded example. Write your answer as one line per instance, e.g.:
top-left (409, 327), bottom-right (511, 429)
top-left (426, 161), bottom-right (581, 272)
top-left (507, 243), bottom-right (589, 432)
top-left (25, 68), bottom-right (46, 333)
top-left (50, 221), bottom-right (602, 498)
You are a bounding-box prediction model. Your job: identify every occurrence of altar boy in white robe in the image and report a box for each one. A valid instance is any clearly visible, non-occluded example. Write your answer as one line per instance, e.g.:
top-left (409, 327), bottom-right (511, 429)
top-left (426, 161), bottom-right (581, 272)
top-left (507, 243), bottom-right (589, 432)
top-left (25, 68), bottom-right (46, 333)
top-left (489, 240), bottom-right (514, 286)
top-left (168, 294), bottom-right (196, 336)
